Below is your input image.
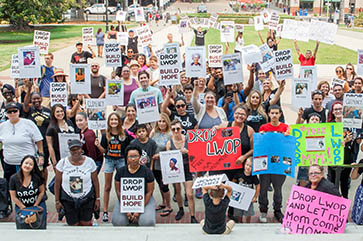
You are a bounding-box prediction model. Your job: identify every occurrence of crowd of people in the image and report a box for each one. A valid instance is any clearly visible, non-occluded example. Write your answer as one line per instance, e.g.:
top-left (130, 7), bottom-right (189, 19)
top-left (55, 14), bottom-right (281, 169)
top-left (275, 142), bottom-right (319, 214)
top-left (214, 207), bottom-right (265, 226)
top-left (0, 18), bottom-right (362, 234)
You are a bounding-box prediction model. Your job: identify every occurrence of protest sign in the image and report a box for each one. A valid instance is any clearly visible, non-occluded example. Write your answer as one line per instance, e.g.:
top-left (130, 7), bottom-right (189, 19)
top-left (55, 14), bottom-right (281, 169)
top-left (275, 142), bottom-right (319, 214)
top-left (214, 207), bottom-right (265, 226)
top-left (221, 53), bottom-right (243, 85)
top-left (268, 11), bottom-right (280, 30)
top-left (187, 127), bottom-right (242, 172)
top-left (358, 49), bottom-right (363, 75)
top-left (134, 7), bottom-right (145, 22)
top-left (116, 11), bottom-right (126, 21)
top-left (259, 43), bottom-right (275, 72)
top-left (208, 45), bottom-right (223, 68)
top-left (290, 122), bottom-right (344, 166)
top-left (50, 82), bottom-right (68, 107)
top-left (299, 66), bottom-right (318, 89)
top-left (261, 9), bottom-right (271, 23)
top-left (235, 24), bottom-right (244, 32)
top-left (82, 27), bottom-right (94, 45)
top-left (343, 93), bottom-right (363, 128)
top-left (331, 77), bottom-right (345, 89)
top-left (226, 181), bottom-right (256, 211)
top-left (10, 54), bottom-right (20, 79)
top-left (33, 30), bottom-right (50, 54)
top-left (252, 132), bottom-right (296, 177)
top-left (274, 49), bottom-right (293, 80)
top-left (136, 25), bottom-right (152, 47)
top-left (281, 19), bottom-right (310, 42)
top-left (276, 24), bottom-right (283, 37)
top-left (220, 21), bottom-right (234, 43)
top-left (282, 185), bottom-right (351, 234)
top-left (106, 79), bottom-right (124, 106)
top-left (309, 19), bottom-right (337, 45)
top-left (241, 45), bottom-right (262, 65)
top-left (189, 17), bottom-right (198, 26)
top-left (85, 99), bottom-right (106, 130)
top-left (18, 46), bottom-right (41, 78)
top-left (58, 133), bottom-right (80, 160)
top-left (199, 18), bottom-right (209, 28)
top-left (185, 46), bottom-right (206, 78)
top-left (159, 43), bottom-right (181, 86)
top-left (192, 174), bottom-right (228, 189)
top-left (117, 32), bottom-right (129, 46)
top-left (105, 42), bottom-right (122, 67)
top-left (70, 64), bottom-right (91, 94)
top-left (179, 18), bottom-right (189, 33)
top-left (135, 92), bottom-right (160, 124)
top-left (292, 78), bottom-right (311, 110)
top-left (212, 21), bottom-right (221, 31)
top-left (160, 150), bottom-right (185, 185)
top-left (120, 178), bottom-right (144, 213)
top-left (209, 14), bottom-right (218, 28)
top-left (254, 16), bottom-right (264, 31)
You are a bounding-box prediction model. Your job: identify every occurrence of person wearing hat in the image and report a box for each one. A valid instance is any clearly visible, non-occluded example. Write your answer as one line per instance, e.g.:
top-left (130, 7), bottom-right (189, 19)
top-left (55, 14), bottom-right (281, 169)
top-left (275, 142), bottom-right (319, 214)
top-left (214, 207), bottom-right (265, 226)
top-left (70, 42), bottom-right (96, 64)
top-left (129, 59), bottom-right (140, 80)
top-left (52, 69), bottom-right (70, 96)
top-left (1, 84), bottom-right (23, 122)
top-left (54, 139), bottom-right (100, 226)
top-left (38, 53), bottom-right (56, 107)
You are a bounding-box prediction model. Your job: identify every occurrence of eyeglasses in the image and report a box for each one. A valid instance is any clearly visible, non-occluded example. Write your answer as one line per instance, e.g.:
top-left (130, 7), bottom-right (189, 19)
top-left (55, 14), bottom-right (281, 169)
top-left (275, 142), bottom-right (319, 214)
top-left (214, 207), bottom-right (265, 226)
top-left (171, 127), bottom-right (181, 132)
top-left (346, 68), bottom-right (353, 70)
top-left (175, 104), bottom-right (186, 109)
top-left (6, 109), bottom-right (18, 114)
top-left (2, 91), bottom-right (12, 95)
top-left (308, 172), bottom-right (322, 176)
top-left (336, 70), bottom-right (343, 73)
top-left (128, 155), bottom-right (140, 159)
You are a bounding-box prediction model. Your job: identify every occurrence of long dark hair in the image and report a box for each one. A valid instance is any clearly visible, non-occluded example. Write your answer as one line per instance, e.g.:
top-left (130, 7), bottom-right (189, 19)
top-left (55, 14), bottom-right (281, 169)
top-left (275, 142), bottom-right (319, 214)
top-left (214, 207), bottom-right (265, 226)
top-left (16, 155), bottom-right (44, 185)
top-left (97, 28), bottom-right (102, 34)
top-left (49, 104), bottom-right (67, 130)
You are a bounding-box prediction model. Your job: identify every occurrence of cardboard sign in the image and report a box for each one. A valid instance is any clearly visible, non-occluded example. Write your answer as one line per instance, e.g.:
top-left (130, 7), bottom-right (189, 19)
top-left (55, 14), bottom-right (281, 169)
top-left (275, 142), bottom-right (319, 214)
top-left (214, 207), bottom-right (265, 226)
top-left (235, 24), bottom-right (244, 32)
top-left (120, 178), bottom-right (144, 213)
top-left (135, 92), bottom-right (160, 124)
top-left (282, 185), bottom-right (351, 234)
top-left (117, 32), bottom-right (128, 46)
top-left (185, 46), bottom-right (206, 78)
top-left (10, 54), bottom-right (20, 78)
top-left (50, 82), bottom-right (68, 107)
top-left (281, 19), bottom-right (310, 42)
top-left (290, 123), bottom-right (344, 166)
top-left (241, 45), bottom-right (262, 65)
top-left (134, 7), bottom-right (145, 22)
top-left (69, 64), bottom-right (91, 94)
top-left (82, 27), bottom-right (94, 45)
top-left (192, 174), bottom-right (228, 189)
top-left (357, 49), bottom-right (363, 76)
top-left (208, 44), bottom-right (223, 68)
top-left (274, 49), bottom-right (293, 80)
top-left (343, 93), bottom-right (363, 128)
top-left (254, 16), bottom-right (264, 31)
top-left (159, 43), bottom-right (181, 86)
top-left (85, 99), bottom-right (106, 130)
top-left (116, 11), bottom-right (126, 22)
top-left (58, 133), bottom-right (80, 160)
top-left (18, 46), bottom-right (41, 78)
top-left (106, 79), bottom-right (124, 106)
top-left (259, 43), bottom-right (275, 72)
top-left (136, 25), bottom-right (152, 47)
top-left (226, 181), bottom-right (256, 211)
top-left (309, 19), bottom-right (337, 45)
top-left (220, 21), bottom-right (234, 43)
top-left (160, 150), bottom-right (185, 184)
top-left (187, 127), bottom-right (242, 172)
top-left (221, 53), bottom-right (243, 85)
top-left (268, 11), bottom-right (280, 30)
top-left (105, 42), bottom-right (122, 67)
top-left (292, 78), bottom-right (311, 110)
top-left (252, 133), bottom-right (296, 177)
top-left (33, 30), bottom-right (50, 54)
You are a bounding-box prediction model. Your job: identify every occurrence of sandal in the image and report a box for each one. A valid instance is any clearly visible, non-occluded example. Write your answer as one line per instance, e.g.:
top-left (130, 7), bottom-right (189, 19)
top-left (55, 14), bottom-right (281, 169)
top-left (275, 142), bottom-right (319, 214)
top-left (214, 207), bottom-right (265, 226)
top-left (160, 209), bottom-right (173, 217)
top-left (155, 205), bottom-right (166, 211)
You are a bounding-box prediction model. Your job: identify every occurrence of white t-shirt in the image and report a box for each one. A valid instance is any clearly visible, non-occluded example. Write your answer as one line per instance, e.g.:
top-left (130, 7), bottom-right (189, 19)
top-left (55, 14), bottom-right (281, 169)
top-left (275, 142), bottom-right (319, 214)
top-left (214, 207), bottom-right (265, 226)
top-left (56, 156), bottom-right (97, 199)
top-left (234, 36), bottom-right (244, 52)
top-left (0, 118), bottom-right (43, 165)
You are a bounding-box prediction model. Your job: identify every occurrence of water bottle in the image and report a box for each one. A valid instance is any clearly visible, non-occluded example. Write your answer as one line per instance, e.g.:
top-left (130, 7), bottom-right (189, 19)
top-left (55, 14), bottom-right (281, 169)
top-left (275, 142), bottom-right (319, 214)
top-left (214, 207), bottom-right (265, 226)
top-left (92, 218), bottom-right (98, 226)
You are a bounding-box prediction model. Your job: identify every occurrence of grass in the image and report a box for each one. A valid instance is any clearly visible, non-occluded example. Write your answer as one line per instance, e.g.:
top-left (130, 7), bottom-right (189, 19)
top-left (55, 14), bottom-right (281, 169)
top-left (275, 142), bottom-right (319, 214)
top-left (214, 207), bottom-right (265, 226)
top-left (194, 26), bottom-right (356, 64)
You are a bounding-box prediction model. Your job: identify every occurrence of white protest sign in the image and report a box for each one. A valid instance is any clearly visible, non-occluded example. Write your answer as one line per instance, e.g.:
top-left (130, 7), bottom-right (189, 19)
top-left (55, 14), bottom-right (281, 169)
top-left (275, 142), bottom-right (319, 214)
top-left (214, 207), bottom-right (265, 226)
top-left (117, 32), bottom-right (129, 46)
top-left (58, 133), bottom-right (80, 160)
top-left (235, 24), bottom-right (244, 32)
top-left (261, 9), bottom-right (271, 23)
top-left (50, 82), bottom-right (68, 107)
top-left (120, 178), bottom-right (144, 213)
top-left (70, 64), bottom-right (91, 94)
top-left (292, 78), bottom-right (311, 110)
top-left (136, 25), bottom-right (152, 47)
top-left (116, 11), bottom-right (126, 22)
top-left (10, 54), bottom-right (20, 78)
top-left (192, 174), bottom-right (228, 189)
top-left (220, 21), bottom-right (234, 43)
top-left (82, 27), bottom-right (94, 45)
top-left (226, 181), bottom-right (256, 211)
top-left (274, 49), bottom-right (293, 80)
top-left (159, 43), bottom-right (181, 86)
top-left (160, 150), bottom-right (185, 184)
top-left (309, 19), bottom-right (337, 45)
top-left (33, 30), bottom-right (50, 54)
top-left (185, 46), bottom-right (206, 78)
top-left (189, 17), bottom-right (199, 26)
top-left (212, 21), bottom-right (221, 31)
top-left (179, 18), bottom-right (189, 33)
top-left (106, 79), bottom-right (124, 106)
top-left (268, 11), bottom-right (280, 30)
top-left (254, 16), bottom-right (264, 31)
top-left (343, 93), bottom-right (363, 128)
top-left (332, 78), bottom-right (345, 89)
top-left (134, 7), bottom-right (145, 22)
top-left (85, 99), bottom-right (106, 130)
top-left (259, 43), bottom-right (275, 72)
top-left (18, 46), bottom-right (41, 78)
top-left (105, 41), bottom-right (122, 67)
top-left (209, 14), bottom-right (218, 28)
top-left (222, 53), bottom-right (243, 85)
top-left (276, 24), bottom-right (283, 37)
top-left (135, 92), bottom-right (160, 124)
top-left (199, 18), bottom-right (209, 28)
top-left (358, 49), bottom-right (363, 75)
top-left (299, 66), bottom-right (318, 89)
top-left (241, 45), bottom-right (262, 65)
top-left (281, 19), bottom-right (310, 42)
top-left (208, 44), bottom-right (223, 68)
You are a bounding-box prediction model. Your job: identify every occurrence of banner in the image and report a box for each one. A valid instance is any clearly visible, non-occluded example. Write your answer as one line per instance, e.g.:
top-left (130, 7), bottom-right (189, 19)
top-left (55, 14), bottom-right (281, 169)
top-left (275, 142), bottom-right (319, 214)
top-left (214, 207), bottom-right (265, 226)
top-left (105, 42), bottom-right (122, 67)
top-left (343, 93), bottom-right (363, 128)
top-left (187, 127), bottom-right (242, 172)
top-left (33, 30), bottom-right (50, 54)
top-left (70, 64), bottom-right (91, 94)
top-left (259, 43), bottom-right (275, 73)
top-left (117, 32), bottom-right (129, 46)
top-left (282, 185), bottom-right (351, 234)
top-left (85, 99), bottom-right (106, 130)
top-left (220, 21), bottom-right (234, 43)
top-left (134, 7), bottom-right (145, 22)
top-left (159, 43), bottom-right (181, 86)
top-left (160, 150), bottom-right (185, 184)
top-left (281, 19), bottom-right (310, 42)
top-left (235, 24), bottom-right (244, 32)
top-left (106, 79), bottom-right (124, 106)
top-left (116, 11), bottom-right (126, 22)
top-left (185, 46), bottom-right (206, 78)
top-left (192, 174), bottom-right (228, 189)
top-left (252, 132), bottom-right (296, 177)
top-left (120, 178), bottom-right (144, 213)
top-left (179, 18), bottom-right (189, 33)
top-left (58, 133), bottom-right (80, 160)
top-left (254, 16), bottom-right (264, 31)
top-left (358, 49), bottom-right (363, 76)
top-left (292, 78), bottom-right (311, 110)
top-left (221, 53), bottom-right (243, 85)
top-left (226, 181), bottom-right (256, 211)
top-left (299, 66), bottom-right (318, 90)
top-left (274, 49), bottom-right (293, 80)
top-left (268, 11), bottom-right (280, 30)
top-left (290, 122), bottom-right (344, 166)
top-left (135, 92), bottom-right (160, 124)
top-left (82, 27), bottom-right (94, 45)
top-left (18, 46), bottom-right (41, 78)
top-left (309, 19), bottom-right (337, 45)
top-left (208, 44), bottom-right (223, 68)
top-left (136, 25), bottom-right (152, 47)
top-left (50, 82), bottom-right (68, 107)
top-left (10, 54), bottom-right (20, 79)
top-left (241, 45), bottom-right (262, 65)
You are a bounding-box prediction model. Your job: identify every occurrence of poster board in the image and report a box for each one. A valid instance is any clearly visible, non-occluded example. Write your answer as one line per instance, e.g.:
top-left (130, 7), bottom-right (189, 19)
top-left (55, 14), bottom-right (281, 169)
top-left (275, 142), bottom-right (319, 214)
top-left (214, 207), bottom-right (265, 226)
top-left (179, 18), bottom-right (189, 33)
top-left (241, 45), bottom-right (262, 65)
top-left (82, 27), bottom-right (94, 45)
top-left (134, 7), bottom-right (145, 22)
top-left (69, 64), bottom-right (91, 94)
top-left (309, 19), bottom-right (337, 45)
top-left (192, 174), bottom-right (228, 189)
top-left (160, 150), bottom-right (185, 184)
top-left (259, 43), bottom-right (275, 72)
top-left (261, 9), bottom-right (271, 23)
top-left (105, 42), bottom-right (122, 67)
top-left (106, 79), bottom-right (124, 106)
top-left (235, 24), bottom-right (244, 32)
top-left (58, 133), bottom-right (80, 160)
top-left (159, 43), bottom-right (181, 86)
top-left (117, 32), bottom-right (129, 46)
top-left (292, 78), bottom-right (311, 110)
top-left (221, 53), bottom-right (243, 85)
top-left (220, 21), bottom-right (234, 43)
top-left (274, 49), bottom-right (293, 80)
top-left (185, 46), bottom-right (206, 78)
top-left (208, 44), bottom-right (223, 68)
top-left (268, 11), bottom-right (280, 30)
top-left (299, 66), bottom-right (318, 90)
top-left (10, 54), bottom-right (20, 79)
top-left (85, 99), bottom-right (106, 130)
top-left (357, 49), bottom-right (363, 76)
top-left (254, 16), bottom-right (264, 31)
top-left (116, 11), bottom-right (126, 22)
top-left (18, 46), bottom-right (41, 78)
top-left (226, 181), bottom-right (255, 211)
top-left (120, 178), bottom-right (144, 213)
top-left (136, 25), bottom-right (152, 47)
top-left (281, 19), bottom-right (310, 42)
top-left (50, 82), bottom-right (68, 107)
top-left (135, 92), bottom-right (160, 124)
top-left (33, 30), bottom-right (50, 54)
top-left (343, 93), bottom-right (363, 128)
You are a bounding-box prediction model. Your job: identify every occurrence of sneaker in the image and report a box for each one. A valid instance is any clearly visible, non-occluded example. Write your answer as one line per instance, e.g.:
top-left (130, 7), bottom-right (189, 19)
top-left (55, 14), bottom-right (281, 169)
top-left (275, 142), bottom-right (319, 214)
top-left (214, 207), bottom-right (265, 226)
top-left (102, 212), bottom-right (109, 223)
top-left (191, 216), bottom-right (198, 223)
top-left (274, 210), bottom-right (284, 223)
top-left (172, 193), bottom-right (177, 202)
top-left (259, 212), bottom-right (268, 223)
top-left (175, 209), bottom-right (184, 221)
top-left (195, 188), bottom-right (203, 199)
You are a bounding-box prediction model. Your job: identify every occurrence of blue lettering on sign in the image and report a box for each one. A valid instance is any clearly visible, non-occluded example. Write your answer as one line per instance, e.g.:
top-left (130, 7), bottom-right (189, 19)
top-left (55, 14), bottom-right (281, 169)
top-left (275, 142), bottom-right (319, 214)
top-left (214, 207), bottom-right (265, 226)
top-left (292, 129), bottom-right (302, 165)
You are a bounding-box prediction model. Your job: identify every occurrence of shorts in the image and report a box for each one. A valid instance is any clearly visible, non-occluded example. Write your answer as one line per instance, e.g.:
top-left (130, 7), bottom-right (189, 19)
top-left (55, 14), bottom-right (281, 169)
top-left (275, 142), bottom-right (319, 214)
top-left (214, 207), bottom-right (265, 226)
top-left (234, 203), bottom-right (255, 217)
top-left (61, 197), bottom-right (95, 225)
top-left (184, 163), bottom-right (193, 182)
top-left (297, 166), bottom-right (309, 181)
top-left (104, 158), bottom-right (125, 173)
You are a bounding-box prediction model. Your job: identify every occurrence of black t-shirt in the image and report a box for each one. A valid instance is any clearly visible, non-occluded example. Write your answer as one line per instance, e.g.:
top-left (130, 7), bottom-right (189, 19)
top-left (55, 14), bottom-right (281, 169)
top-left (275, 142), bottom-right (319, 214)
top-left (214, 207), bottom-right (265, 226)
top-left (302, 106), bottom-right (327, 123)
top-left (114, 165), bottom-right (154, 195)
top-left (194, 29), bottom-right (207, 46)
top-left (170, 111), bottom-right (198, 135)
top-left (233, 170), bottom-right (259, 189)
top-left (212, 77), bottom-right (226, 100)
top-left (202, 193), bottom-right (229, 234)
top-left (71, 51), bottom-right (93, 64)
top-left (128, 36), bottom-right (138, 54)
top-left (24, 106), bottom-right (51, 138)
top-left (100, 131), bottom-right (134, 160)
top-left (90, 75), bottom-right (106, 98)
top-left (246, 109), bottom-right (267, 132)
top-left (9, 174), bottom-right (43, 207)
top-left (130, 138), bottom-right (157, 169)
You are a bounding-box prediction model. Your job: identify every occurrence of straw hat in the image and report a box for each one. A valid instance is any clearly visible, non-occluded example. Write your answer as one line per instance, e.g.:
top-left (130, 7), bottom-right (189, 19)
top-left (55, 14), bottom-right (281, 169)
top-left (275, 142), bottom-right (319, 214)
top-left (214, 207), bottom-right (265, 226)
top-left (52, 68), bottom-right (69, 77)
top-left (129, 60), bottom-right (140, 68)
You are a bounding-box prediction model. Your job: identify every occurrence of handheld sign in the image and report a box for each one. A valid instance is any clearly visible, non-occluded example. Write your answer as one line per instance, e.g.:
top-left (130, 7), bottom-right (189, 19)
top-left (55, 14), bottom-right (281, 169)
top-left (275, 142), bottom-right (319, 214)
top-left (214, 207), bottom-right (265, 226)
top-left (274, 49), bottom-right (293, 80)
top-left (10, 54), bottom-right (20, 79)
top-left (116, 11), bottom-right (126, 22)
top-left (208, 44), bottom-right (223, 68)
top-left (221, 53), bottom-right (243, 85)
top-left (309, 20), bottom-right (337, 45)
top-left (292, 78), bottom-right (311, 110)
top-left (105, 42), bottom-right (122, 67)
top-left (33, 30), bottom-right (50, 54)
top-left (226, 181), bottom-right (256, 211)
top-left (343, 93), bottom-right (363, 128)
top-left (192, 174), bottom-right (228, 189)
top-left (120, 178), bottom-right (144, 213)
top-left (185, 46), bottom-right (206, 78)
top-left (134, 7), bottom-right (145, 22)
top-left (160, 150), bottom-right (185, 185)
top-left (259, 43), bottom-right (275, 73)
top-left (85, 99), bottom-right (106, 130)
top-left (220, 21), bottom-right (234, 43)
top-left (70, 64), bottom-right (91, 94)
top-left (159, 43), bottom-right (181, 86)
top-left (82, 27), bottom-right (94, 45)
top-left (50, 82), bottom-right (68, 107)
top-left (136, 25), bottom-right (152, 47)
top-left (241, 45), bottom-right (262, 65)
top-left (254, 16), bottom-right (264, 31)
top-left (106, 79), bottom-right (124, 106)
top-left (357, 49), bottom-right (363, 75)
top-left (18, 46), bottom-right (41, 78)
top-left (117, 32), bottom-right (129, 46)
top-left (135, 92), bottom-right (160, 124)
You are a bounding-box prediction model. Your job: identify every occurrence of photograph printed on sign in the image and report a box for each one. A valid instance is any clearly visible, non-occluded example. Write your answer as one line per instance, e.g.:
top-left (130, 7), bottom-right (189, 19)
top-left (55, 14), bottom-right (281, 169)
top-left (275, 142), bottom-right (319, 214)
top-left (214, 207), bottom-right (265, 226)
top-left (343, 93), bottom-right (363, 128)
top-left (70, 64), bottom-right (91, 94)
top-left (160, 150), bottom-right (185, 185)
top-left (86, 99), bottom-right (106, 130)
top-left (220, 21), bottom-right (234, 43)
top-left (226, 181), bottom-right (256, 211)
top-left (185, 46), bottom-right (206, 78)
top-left (254, 16), bottom-right (264, 31)
top-left (18, 46), bottom-right (41, 78)
top-left (221, 53), bottom-right (243, 85)
top-left (292, 79), bottom-right (310, 110)
top-left (106, 79), bottom-right (124, 106)
top-left (135, 92), bottom-right (160, 124)
top-left (241, 45), bottom-right (262, 65)
top-left (357, 49), bottom-right (363, 75)
top-left (259, 43), bottom-right (275, 72)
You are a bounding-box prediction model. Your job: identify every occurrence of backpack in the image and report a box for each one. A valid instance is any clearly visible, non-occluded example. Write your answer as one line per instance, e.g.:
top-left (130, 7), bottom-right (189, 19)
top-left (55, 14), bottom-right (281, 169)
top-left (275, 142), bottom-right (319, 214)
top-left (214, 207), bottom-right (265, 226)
top-left (0, 178), bottom-right (12, 219)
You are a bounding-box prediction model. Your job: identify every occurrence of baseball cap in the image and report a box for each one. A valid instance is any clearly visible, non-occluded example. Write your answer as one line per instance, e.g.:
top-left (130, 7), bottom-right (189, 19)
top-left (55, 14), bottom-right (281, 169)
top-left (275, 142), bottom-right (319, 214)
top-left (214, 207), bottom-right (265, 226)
top-left (68, 139), bottom-right (82, 149)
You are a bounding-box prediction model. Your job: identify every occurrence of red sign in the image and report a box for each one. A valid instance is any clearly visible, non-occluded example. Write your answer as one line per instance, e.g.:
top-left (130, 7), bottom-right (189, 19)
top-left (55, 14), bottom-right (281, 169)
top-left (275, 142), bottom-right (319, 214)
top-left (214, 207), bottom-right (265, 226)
top-left (187, 127), bottom-right (242, 172)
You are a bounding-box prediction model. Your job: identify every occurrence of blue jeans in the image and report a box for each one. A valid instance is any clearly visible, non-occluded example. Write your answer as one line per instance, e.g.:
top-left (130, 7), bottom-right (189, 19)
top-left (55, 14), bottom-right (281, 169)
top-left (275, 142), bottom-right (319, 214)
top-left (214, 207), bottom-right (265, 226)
top-left (104, 158), bottom-right (125, 173)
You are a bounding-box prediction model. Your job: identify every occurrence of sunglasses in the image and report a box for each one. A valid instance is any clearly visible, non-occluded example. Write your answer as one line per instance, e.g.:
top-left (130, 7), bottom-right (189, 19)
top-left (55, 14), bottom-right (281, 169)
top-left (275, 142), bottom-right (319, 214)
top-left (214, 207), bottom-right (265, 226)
top-left (336, 70), bottom-right (343, 73)
top-left (175, 104), bottom-right (186, 109)
top-left (346, 68), bottom-right (353, 70)
top-left (171, 127), bottom-right (181, 132)
top-left (6, 109), bottom-right (18, 114)
top-left (2, 91), bottom-right (12, 95)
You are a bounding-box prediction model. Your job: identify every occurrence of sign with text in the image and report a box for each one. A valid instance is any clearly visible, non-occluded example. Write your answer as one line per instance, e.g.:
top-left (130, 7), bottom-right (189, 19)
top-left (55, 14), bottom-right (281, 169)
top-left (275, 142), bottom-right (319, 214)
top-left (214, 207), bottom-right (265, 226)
top-left (268, 11), bottom-right (280, 30)
top-left (82, 27), bottom-right (94, 45)
top-left (192, 174), bottom-right (228, 189)
top-left (221, 53), bottom-right (243, 85)
top-left (274, 49), bottom-right (293, 80)
top-left (235, 24), bottom-right (244, 32)
top-left (254, 16), bottom-right (264, 31)
top-left (208, 44), bottom-right (223, 68)
top-left (292, 78), bottom-right (311, 110)
top-left (50, 82), bottom-right (68, 107)
top-left (309, 19), bottom-right (337, 45)
top-left (299, 66), bottom-right (318, 90)
top-left (179, 17), bottom-right (189, 33)
top-left (259, 43), bottom-right (275, 72)
top-left (33, 30), bottom-right (50, 54)
top-left (117, 32), bottom-right (128, 46)
top-left (116, 11), bottom-right (126, 22)
top-left (160, 150), bottom-right (185, 184)
top-left (59, 133), bottom-right (80, 160)
top-left (106, 79), bottom-right (124, 106)
top-left (261, 9), bottom-right (271, 23)
top-left (281, 19), bottom-right (310, 42)
top-left (241, 44), bottom-right (262, 65)
top-left (185, 46), bottom-right (206, 78)
top-left (343, 93), bottom-right (363, 128)
top-left (105, 42), bottom-right (122, 67)
top-left (159, 43), bottom-right (181, 86)
top-left (136, 25), bottom-right (152, 47)
top-left (220, 21), bottom-right (234, 43)
top-left (120, 178), bottom-right (144, 213)
top-left (358, 49), bottom-right (363, 76)
top-left (85, 99), bottom-right (106, 130)
top-left (226, 181), bottom-right (256, 211)
top-left (135, 92), bottom-right (160, 124)
top-left (10, 54), bottom-right (20, 78)
top-left (134, 7), bottom-right (145, 22)
top-left (70, 64), bottom-right (91, 94)
top-left (18, 46), bottom-right (41, 78)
